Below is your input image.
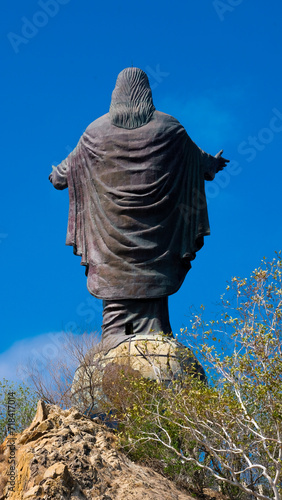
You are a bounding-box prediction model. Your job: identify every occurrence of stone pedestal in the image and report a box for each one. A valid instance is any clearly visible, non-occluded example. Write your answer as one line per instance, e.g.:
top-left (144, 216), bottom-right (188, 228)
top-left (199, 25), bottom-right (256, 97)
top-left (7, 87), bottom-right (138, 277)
top-left (71, 334), bottom-right (205, 414)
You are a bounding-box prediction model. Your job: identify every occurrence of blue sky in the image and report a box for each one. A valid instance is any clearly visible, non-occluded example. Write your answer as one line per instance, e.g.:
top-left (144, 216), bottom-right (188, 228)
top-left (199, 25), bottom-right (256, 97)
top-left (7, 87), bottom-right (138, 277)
top-left (1, 0), bottom-right (282, 382)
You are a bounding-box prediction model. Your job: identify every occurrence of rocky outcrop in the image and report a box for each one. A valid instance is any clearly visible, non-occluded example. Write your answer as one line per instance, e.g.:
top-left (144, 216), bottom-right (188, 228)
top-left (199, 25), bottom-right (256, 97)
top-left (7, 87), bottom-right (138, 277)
top-left (0, 401), bottom-right (194, 500)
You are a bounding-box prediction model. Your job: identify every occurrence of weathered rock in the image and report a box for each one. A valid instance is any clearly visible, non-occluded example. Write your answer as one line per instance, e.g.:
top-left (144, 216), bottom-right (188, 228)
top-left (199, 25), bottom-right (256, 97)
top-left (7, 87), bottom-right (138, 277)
top-left (0, 400), bottom-right (195, 499)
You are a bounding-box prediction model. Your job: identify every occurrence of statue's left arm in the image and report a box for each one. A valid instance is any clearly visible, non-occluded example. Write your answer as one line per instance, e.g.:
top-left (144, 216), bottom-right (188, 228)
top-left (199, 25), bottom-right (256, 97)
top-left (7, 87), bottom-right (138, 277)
top-left (199, 148), bottom-right (229, 180)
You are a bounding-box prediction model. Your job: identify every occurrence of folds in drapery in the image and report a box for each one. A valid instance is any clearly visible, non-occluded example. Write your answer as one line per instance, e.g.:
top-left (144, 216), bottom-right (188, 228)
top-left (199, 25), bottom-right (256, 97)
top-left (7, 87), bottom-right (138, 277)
top-left (64, 110), bottom-right (210, 300)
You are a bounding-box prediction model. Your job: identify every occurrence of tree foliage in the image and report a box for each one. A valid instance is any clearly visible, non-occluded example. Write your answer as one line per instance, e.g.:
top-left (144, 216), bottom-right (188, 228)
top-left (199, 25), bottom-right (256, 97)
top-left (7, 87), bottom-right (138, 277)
top-left (109, 254), bottom-right (282, 500)
top-left (0, 379), bottom-right (38, 443)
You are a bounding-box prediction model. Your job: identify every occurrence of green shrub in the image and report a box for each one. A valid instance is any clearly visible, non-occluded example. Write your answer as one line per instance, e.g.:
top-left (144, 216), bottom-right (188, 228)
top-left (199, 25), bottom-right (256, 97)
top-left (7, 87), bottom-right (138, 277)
top-left (0, 379), bottom-right (38, 443)
top-left (108, 254), bottom-right (282, 500)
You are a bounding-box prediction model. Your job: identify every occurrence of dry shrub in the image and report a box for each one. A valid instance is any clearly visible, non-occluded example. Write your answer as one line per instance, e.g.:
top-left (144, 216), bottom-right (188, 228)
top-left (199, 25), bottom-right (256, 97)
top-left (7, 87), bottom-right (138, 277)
top-left (25, 331), bottom-right (101, 411)
top-left (102, 362), bottom-right (142, 412)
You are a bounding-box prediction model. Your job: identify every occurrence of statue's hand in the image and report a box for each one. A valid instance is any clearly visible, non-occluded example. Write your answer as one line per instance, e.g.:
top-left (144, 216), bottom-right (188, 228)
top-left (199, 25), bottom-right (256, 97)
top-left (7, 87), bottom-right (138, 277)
top-left (215, 150), bottom-right (229, 172)
top-left (49, 166), bottom-right (57, 184)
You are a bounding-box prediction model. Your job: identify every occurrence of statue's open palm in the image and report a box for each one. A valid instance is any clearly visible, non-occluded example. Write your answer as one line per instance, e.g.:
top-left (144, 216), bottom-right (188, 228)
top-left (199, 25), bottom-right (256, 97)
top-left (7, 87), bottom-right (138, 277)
top-left (215, 150), bottom-right (229, 172)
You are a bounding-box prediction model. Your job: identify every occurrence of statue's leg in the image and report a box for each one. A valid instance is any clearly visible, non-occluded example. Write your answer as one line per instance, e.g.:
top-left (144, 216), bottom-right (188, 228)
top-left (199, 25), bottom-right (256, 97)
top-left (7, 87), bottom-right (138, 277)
top-left (101, 297), bottom-right (172, 350)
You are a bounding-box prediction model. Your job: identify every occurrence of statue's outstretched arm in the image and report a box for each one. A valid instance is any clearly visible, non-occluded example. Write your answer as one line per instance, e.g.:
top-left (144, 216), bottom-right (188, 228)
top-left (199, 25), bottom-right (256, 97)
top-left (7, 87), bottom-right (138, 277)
top-left (199, 148), bottom-right (229, 181)
top-left (48, 144), bottom-right (80, 190)
top-left (49, 160), bottom-right (68, 190)
top-left (214, 149), bottom-right (229, 172)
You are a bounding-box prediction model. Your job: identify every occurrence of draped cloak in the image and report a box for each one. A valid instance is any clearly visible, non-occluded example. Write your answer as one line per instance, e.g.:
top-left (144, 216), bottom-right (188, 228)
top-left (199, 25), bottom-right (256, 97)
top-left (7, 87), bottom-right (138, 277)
top-left (53, 110), bottom-right (218, 300)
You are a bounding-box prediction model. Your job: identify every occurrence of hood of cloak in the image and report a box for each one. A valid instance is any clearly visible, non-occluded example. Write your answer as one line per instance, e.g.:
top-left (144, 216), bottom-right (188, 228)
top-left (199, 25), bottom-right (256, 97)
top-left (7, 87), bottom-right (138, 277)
top-left (109, 67), bottom-right (155, 129)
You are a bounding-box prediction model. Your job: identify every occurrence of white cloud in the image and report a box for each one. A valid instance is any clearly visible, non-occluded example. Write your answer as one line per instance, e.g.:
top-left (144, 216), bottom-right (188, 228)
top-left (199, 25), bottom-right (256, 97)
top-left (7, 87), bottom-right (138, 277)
top-left (0, 332), bottom-right (69, 383)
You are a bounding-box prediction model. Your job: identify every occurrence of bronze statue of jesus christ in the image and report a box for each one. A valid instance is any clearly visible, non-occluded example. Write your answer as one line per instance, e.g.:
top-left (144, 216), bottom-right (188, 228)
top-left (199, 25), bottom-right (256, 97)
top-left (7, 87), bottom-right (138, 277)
top-left (49, 67), bottom-right (228, 350)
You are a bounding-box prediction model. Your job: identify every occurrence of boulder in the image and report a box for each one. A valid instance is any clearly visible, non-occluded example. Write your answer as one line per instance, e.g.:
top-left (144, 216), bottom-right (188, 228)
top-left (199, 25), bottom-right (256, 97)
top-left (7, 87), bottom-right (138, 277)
top-left (0, 400), bottom-right (195, 499)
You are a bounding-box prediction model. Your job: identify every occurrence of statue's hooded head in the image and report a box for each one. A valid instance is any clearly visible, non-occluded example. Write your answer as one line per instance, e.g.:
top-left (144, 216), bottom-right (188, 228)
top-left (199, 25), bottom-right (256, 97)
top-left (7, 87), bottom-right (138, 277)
top-left (109, 67), bottom-right (155, 129)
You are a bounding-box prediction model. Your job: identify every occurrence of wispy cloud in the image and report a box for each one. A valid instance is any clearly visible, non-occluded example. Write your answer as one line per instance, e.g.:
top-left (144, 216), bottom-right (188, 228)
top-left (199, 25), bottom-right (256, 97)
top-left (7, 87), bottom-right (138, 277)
top-left (0, 332), bottom-right (72, 383)
top-left (0, 295), bottom-right (103, 385)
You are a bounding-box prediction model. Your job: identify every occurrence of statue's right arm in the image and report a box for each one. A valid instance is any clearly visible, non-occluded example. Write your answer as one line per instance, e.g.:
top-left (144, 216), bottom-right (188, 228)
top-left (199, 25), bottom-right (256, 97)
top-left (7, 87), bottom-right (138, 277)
top-left (49, 144), bottom-right (80, 190)
top-left (49, 159), bottom-right (68, 190)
